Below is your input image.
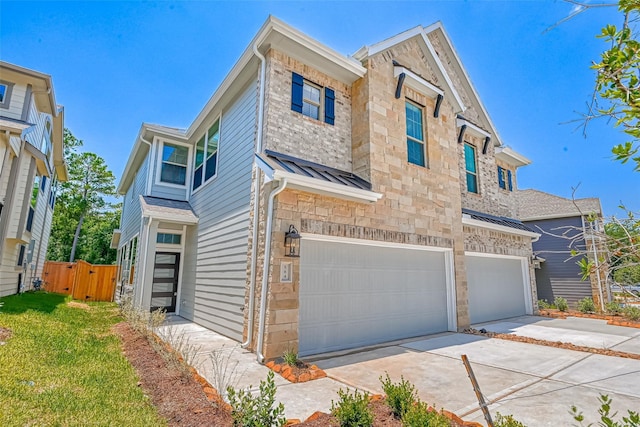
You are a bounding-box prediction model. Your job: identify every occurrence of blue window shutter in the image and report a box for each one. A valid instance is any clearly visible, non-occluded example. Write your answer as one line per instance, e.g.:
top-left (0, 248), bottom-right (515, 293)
top-left (291, 72), bottom-right (303, 113)
top-left (324, 88), bottom-right (335, 125)
top-left (497, 166), bottom-right (505, 189)
top-left (507, 170), bottom-right (513, 191)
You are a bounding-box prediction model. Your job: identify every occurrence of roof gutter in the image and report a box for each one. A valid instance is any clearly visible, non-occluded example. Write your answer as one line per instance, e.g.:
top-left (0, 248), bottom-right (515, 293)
top-left (256, 178), bottom-right (288, 363)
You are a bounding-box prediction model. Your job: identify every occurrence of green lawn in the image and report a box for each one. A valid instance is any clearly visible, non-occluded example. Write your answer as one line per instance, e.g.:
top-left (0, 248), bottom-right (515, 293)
top-left (0, 292), bottom-right (165, 427)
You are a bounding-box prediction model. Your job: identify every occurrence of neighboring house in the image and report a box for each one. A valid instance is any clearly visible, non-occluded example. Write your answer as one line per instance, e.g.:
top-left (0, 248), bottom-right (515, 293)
top-left (517, 189), bottom-right (606, 308)
top-left (115, 17), bottom-right (540, 360)
top-left (0, 61), bottom-right (67, 297)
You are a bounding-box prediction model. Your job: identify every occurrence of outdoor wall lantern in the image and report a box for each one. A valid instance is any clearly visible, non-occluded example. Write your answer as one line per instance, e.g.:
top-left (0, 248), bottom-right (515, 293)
top-left (284, 224), bottom-right (301, 257)
top-left (531, 254), bottom-right (544, 270)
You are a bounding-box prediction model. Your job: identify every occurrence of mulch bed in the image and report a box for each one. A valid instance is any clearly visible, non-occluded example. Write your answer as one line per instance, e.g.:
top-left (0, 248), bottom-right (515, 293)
top-left (113, 322), bottom-right (233, 427)
top-left (114, 322), bottom-right (478, 426)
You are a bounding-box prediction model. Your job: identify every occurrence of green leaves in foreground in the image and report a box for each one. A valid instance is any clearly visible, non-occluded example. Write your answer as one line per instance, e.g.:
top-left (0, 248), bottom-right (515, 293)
top-left (0, 292), bottom-right (164, 427)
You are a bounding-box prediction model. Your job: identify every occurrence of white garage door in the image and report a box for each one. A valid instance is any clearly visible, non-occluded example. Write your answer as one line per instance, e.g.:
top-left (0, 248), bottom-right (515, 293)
top-left (466, 255), bottom-right (528, 324)
top-left (299, 238), bottom-right (451, 356)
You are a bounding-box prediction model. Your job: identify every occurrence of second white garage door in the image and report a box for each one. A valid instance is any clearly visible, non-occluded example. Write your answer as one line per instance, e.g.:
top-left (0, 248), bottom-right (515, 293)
top-left (299, 238), bottom-right (453, 356)
top-left (465, 254), bottom-right (531, 324)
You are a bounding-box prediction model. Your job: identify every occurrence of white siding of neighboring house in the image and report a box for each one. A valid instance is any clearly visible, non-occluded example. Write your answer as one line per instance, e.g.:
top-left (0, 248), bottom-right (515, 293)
top-left (182, 80), bottom-right (257, 341)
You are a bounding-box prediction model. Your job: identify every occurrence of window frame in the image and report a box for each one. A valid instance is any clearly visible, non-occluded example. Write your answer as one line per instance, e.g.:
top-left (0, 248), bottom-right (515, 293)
top-left (191, 117), bottom-right (221, 193)
top-left (155, 139), bottom-right (191, 188)
top-left (291, 72), bottom-right (335, 125)
top-left (405, 100), bottom-right (427, 167)
top-left (0, 80), bottom-right (14, 109)
top-left (302, 80), bottom-right (322, 120)
top-left (464, 143), bottom-right (479, 194)
top-left (497, 166), bottom-right (513, 191)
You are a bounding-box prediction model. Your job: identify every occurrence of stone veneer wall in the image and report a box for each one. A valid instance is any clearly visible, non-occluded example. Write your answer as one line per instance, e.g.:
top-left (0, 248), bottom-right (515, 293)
top-left (261, 49), bottom-right (353, 171)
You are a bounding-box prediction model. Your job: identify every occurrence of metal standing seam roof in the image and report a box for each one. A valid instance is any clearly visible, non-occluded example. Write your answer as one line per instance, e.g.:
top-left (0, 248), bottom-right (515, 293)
top-left (140, 196), bottom-right (198, 222)
top-left (264, 150), bottom-right (373, 191)
top-left (462, 208), bottom-right (536, 233)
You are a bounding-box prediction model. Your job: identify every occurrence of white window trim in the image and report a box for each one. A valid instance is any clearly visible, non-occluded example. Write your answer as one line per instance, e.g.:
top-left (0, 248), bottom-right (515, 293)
top-left (464, 143), bottom-right (479, 194)
top-left (154, 138), bottom-right (192, 189)
top-left (191, 114), bottom-right (222, 195)
top-left (302, 80), bottom-right (323, 121)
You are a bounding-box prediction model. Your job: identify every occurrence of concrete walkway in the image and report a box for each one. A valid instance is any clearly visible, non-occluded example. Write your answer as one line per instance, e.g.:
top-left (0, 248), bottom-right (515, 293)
top-left (157, 316), bottom-right (640, 425)
top-left (156, 317), bottom-right (347, 421)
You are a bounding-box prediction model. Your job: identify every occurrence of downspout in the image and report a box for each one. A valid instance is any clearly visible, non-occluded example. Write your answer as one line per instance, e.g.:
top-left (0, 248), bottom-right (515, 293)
top-left (256, 178), bottom-right (287, 363)
top-left (242, 40), bottom-right (267, 348)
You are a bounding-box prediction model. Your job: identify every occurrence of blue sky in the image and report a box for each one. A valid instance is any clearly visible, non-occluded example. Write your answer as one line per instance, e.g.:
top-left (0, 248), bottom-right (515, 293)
top-left (1, 1), bottom-right (637, 216)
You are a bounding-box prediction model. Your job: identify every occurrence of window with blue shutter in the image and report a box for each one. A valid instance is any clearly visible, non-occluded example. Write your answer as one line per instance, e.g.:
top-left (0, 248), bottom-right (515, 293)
top-left (291, 72), bottom-right (334, 125)
top-left (291, 72), bottom-right (304, 114)
top-left (507, 170), bottom-right (513, 191)
top-left (497, 166), bottom-right (505, 189)
top-left (324, 88), bottom-right (335, 125)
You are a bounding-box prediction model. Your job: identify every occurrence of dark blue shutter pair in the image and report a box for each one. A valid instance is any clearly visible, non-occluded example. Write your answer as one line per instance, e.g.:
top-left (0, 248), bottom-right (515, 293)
top-left (507, 170), bottom-right (513, 191)
top-left (291, 72), bottom-right (335, 125)
top-left (497, 166), bottom-right (505, 189)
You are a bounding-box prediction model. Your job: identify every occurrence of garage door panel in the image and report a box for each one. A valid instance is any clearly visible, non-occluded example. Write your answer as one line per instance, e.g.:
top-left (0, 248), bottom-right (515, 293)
top-left (299, 239), bottom-right (449, 356)
top-left (466, 255), bottom-right (527, 324)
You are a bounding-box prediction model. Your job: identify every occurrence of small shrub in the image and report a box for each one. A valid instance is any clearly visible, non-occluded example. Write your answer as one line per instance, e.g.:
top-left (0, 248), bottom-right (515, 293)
top-left (571, 394), bottom-right (639, 427)
top-left (577, 297), bottom-right (596, 314)
top-left (624, 306), bottom-right (640, 321)
top-left (495, 412), bottom-right (527, 427)
top-left (606, 301), bottom-right (623, 315)
top-left (402, 401), bottom-right (450, 427)
top-left (538, 299), bottom-right (552, 310)
top-left (331, 388), bottom-right (373, 427)
top-left (227, 370), bottom-right (286, 427)
top-left (554, 296), bottom-right (568, 312)
top-left (282, 348), bottom-right (299, 366)
top-left (380, 373), bottom-right (416, 419)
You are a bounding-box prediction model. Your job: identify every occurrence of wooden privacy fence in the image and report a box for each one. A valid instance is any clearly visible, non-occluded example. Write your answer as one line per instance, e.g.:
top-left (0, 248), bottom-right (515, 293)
top-left (43, 260), bottom-right (117, 302)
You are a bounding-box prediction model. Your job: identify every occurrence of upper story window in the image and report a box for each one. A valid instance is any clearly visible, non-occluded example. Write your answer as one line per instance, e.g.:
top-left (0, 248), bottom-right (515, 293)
top-left (497, 166), bottom-right (513, 191)
top-left (193, 120), bottom-right (220, 191)
top-left (291, 72), bottom-right (335, 125)
top-left (160, 142), bottom-right (188, 186)
top-left (464, 143), bottom-right (478, 193)
top-left (405, 101), bottom-right (426, 167)
top-left (0, 80), bottom-right (13, 109)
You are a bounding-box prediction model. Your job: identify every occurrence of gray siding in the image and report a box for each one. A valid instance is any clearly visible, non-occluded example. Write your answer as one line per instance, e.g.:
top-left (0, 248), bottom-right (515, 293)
top-left (119, 155), bottom-right (148, 245)
top-left (184, 80), bottom-right (257, 341)
top-left (527, 216), bottom-right (592, 307)
top-left (150, 183), bottom-right (187, 201)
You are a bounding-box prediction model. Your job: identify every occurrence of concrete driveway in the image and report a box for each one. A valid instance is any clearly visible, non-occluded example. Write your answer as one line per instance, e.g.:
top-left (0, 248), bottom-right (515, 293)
top-left (312, 316), bottom-right (640, 426)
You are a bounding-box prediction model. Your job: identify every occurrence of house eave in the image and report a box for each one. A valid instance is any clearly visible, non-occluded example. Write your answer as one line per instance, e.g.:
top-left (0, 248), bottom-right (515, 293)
top-left (495, 146), bottom-right (531, 167)
top-left (273, 169), bottom-right (382, 203)
top-left (462, 216), bottom-right (541, 240)
top-left (110, 229), bottom-right (121, 249)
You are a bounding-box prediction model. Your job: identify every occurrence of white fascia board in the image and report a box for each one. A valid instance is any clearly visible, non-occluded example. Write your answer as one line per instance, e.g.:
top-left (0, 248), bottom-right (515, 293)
top-left (110, 229), bottom-right (121, 249)
top-left (272, 169), bottom-right (382, 203)
top-left (353, 26), bottom-right (424, 61)
top-left (418, 31), bottom-right (465, 113)
top-left (495, 146), bottom-right (531, 167)
top-left (268, 16), bottom-right (366, 79)
top-left (424, 23), bottom-right (503, 146)
top-left (462, 216), bottom-right (540, 239)
top-left (0, 117), bottom-right (33, 133)
top-left (456, 117), bottom-right (491, 139)
top-left (141, 209), bottom-right (199, 225)
top-left (352, 25), bottom-right (464, 112)
top-left (394, 66), bottom-right (443, 99)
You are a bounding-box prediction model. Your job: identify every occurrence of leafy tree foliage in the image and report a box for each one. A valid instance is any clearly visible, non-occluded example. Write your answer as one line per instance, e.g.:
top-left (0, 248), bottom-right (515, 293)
top-left (590, 0), bottom-right (640, 170)
top-left (605, 210), bottom-right (640, 284)
top-left (47, 129), bottom-right (120, 264)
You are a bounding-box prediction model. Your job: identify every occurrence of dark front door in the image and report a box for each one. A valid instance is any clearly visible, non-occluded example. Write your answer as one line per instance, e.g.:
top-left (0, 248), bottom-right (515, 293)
top-left (151, 252), bottom-right (180, 312)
